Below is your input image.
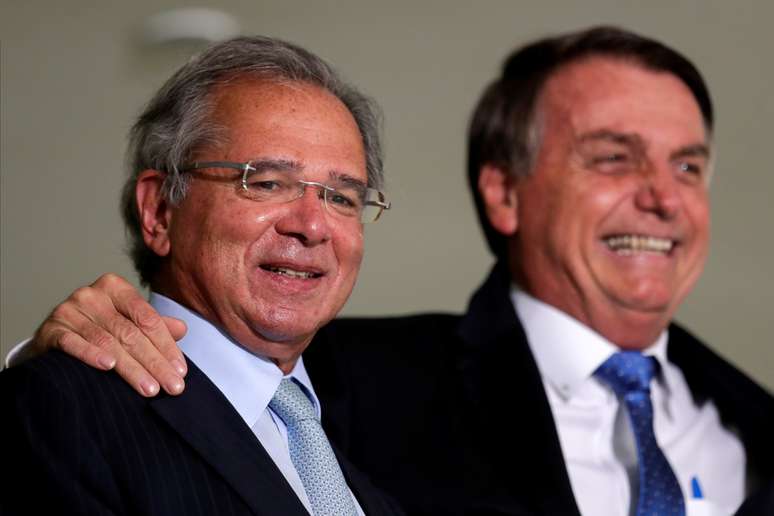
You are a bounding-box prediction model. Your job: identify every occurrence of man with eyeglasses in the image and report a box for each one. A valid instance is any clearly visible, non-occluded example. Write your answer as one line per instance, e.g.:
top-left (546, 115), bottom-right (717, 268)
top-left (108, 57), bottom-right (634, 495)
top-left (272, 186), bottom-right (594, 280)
top-left (6, 27), bottom-right (774, 515)
top-left (0, 36), bottom-right (400, 516)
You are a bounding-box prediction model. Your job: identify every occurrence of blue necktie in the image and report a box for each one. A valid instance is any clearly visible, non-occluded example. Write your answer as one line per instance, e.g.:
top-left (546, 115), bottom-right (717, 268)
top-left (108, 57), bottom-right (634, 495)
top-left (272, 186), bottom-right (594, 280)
top-left (595, 351), bottom-right (685, 516)
top-left (269, 378), bottom-right (358, 516)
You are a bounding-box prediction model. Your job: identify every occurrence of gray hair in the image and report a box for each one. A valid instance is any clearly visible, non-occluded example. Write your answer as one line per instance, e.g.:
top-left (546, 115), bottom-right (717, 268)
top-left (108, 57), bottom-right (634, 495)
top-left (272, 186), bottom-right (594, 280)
top-left (121, 36), bottom-right (384, 285)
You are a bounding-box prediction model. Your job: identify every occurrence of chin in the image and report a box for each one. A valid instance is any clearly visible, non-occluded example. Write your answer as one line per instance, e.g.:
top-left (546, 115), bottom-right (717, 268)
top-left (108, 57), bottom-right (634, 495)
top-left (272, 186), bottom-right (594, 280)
top-left (620, 293), bottom-right (671, 313)
top-left (608, 274), bottom-right (676, 308)
top-left (248, 308), bottom-right (327, 344)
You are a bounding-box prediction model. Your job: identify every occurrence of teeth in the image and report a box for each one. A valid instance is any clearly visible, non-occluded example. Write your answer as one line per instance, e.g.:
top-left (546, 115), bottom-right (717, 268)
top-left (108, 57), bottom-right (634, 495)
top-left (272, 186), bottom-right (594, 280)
top-left (264, 266), bottom-right (318, 279)
top-left (604, 235), bottom-right (674, 255)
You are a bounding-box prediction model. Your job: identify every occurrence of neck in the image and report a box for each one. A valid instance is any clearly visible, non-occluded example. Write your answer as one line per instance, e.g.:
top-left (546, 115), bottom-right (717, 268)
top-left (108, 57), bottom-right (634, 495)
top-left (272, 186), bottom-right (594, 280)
top-left (509, 266), bottom-right (670, 350)
top-left (151, 283), bottom-right (310, 375)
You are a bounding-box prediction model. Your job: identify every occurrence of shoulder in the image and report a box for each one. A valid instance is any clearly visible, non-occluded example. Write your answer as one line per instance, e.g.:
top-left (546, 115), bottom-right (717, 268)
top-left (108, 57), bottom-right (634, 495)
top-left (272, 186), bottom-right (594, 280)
top-left (736, 481), bottom-right (774, 516)
top-left (307, 313), bottom-right (462, 374)
top-left (668, 322), bottom-right (774, 456)
top-left (317, 313), bottom-right (461, 350)
top-left (3, 349), bottom-right (99, 390)
top-left (324, 312), bottom-right (461, 333)
top-left (305, 313), bottom-right (464, 404)
top-left (668, 322), bottom-right (773, 402)
top-left (1, 350), bottom-right (145, 416)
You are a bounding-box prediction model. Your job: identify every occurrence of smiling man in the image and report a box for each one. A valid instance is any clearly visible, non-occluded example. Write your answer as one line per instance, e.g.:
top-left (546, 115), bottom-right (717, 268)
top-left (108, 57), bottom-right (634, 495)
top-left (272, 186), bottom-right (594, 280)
top-left (0, 36), bottom-right (399, 516)
top-left (6, 27), bottom-right (774, 516)
top-left (137, 77), bottom-right (368, 371)
top-left (485, 57), bottom-right (710, 348)
top-left (462, 28), bottom-right (772, 515)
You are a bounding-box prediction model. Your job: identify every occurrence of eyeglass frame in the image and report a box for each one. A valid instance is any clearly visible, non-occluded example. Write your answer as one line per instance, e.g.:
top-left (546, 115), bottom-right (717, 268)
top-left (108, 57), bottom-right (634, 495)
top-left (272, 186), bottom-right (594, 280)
top-left (177, 160), bottom-right (391, 223)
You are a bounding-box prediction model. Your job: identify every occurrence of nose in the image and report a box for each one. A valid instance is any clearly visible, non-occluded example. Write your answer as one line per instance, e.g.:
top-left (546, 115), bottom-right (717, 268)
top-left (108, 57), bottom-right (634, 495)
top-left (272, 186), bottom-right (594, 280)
top-left (274, 187), bottom-right (332, 246)
top-left (634, 164), bottom-right (681, 220)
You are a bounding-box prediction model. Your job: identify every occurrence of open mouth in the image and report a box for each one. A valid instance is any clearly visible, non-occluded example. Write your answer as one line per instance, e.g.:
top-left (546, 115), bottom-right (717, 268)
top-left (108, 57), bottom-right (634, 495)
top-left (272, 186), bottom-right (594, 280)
top-left (603, 234), bottom-right (676, 256)
top-left (260, 265), bottom-right (323, 279)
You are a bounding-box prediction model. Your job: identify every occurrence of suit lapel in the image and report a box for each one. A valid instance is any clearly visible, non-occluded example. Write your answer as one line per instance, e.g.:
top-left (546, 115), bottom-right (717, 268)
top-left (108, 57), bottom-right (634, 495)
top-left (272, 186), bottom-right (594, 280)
top-left (305, 327), bottom-right (353, 453)
top-left (333, 444), bottom-right (402, 516)
top-left (149, 361), bottom-right (309, 516)
top-left (667, 325), bottom-right (774, 482)
top-left (306, 334), bottom-right (401, 515)
top-left (457, 261), bottom-right (581, 516)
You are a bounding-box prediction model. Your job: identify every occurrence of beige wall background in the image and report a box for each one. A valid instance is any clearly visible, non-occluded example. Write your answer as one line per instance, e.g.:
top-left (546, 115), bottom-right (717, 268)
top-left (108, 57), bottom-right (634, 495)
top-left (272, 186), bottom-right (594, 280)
top-left (1, 1), bottom-right (772, 390)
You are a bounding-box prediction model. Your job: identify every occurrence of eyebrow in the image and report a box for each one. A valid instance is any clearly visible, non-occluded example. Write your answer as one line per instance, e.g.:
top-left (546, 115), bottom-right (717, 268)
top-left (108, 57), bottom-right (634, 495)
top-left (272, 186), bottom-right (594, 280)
top-left (248, 158), bottom-right (303, 173)
top-left (578, 130), bottom-right (710, 159)
top-left (330, 172), bottom-right (368, 190)
top-left (249, 159), bottom-right (368, 188)
top-left (670, 144), bottom-right (710, 161)
top-left (577, 129), bottom-right (645, 148)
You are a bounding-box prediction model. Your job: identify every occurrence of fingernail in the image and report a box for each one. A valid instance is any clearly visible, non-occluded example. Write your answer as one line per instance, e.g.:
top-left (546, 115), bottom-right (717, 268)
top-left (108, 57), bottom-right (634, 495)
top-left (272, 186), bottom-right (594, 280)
top-left (166, 378), bottom-right (184, 395)
top-left (97, 354), bottom-right (116, 370)
top-left (171, 359), bottom-right (187, 376)
top-left (141, 380), bottom-right (160, 397)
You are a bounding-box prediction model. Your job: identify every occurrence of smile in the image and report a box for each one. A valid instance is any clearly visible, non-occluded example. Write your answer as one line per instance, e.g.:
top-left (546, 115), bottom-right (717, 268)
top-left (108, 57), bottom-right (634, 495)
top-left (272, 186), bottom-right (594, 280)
top-left (604, 234), bottom-right (675, 255)
top-left (260, 265), bottom-right (323, 279)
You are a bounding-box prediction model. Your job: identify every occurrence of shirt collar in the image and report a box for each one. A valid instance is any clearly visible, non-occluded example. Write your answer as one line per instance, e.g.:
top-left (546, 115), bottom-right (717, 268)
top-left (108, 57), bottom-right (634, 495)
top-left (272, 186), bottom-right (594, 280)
top-left (511, 286), bottom-right (669, 400)
top-left (149, 292), bottom-right (320, 428)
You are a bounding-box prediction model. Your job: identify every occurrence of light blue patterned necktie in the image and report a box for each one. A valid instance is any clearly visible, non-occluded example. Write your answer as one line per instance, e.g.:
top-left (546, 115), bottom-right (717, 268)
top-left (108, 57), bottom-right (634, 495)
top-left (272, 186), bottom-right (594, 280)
top-left (595, 351), bottom-right (685, 516)
top-left (269, 378), bottom-right (358, 516)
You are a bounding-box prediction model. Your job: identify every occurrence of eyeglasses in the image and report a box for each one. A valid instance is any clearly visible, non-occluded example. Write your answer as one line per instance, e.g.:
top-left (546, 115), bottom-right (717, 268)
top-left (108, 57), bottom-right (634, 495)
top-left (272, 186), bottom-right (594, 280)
top-left (179, 161), bottom-right (391, 223)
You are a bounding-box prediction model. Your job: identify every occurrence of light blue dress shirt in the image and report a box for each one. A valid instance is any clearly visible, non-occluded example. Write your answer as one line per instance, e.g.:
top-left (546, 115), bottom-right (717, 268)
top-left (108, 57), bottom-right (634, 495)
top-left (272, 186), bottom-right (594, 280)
top-left (150, 293), bottom-right (365, 516)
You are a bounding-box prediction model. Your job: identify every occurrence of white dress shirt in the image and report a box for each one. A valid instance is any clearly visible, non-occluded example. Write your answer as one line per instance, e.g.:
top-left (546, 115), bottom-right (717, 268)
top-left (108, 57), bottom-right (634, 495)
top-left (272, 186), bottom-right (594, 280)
top-left (512, 288), bottom-right (746, 516)
top-left (149, 293), bottom-right (365, 516)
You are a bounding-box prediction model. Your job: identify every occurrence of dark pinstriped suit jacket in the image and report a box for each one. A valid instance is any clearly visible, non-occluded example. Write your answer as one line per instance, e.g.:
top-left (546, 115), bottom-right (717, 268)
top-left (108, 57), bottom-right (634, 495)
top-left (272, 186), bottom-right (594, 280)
top-left (0, 351), bottom-right (403, 516)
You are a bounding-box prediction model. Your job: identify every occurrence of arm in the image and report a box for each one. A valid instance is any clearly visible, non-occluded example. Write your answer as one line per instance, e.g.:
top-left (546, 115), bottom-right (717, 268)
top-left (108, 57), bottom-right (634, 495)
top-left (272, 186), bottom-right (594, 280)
top-left (7, 273), bottom-right (187, 396)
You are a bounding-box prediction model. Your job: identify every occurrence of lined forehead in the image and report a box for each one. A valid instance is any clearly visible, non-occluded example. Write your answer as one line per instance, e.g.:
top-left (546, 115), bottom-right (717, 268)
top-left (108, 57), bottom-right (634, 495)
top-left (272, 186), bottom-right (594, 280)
top-left (204, 79), bottom-right (367, 176)
top-left (209, 78), bottom-right (355, 128)
top-left (535, 57), bottom-right (707, 141)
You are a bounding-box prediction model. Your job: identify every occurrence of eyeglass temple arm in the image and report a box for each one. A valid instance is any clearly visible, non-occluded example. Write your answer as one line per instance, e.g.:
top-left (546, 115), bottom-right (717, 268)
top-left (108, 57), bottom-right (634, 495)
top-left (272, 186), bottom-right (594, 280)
top-left (368, 199), bottom-right (391, 210)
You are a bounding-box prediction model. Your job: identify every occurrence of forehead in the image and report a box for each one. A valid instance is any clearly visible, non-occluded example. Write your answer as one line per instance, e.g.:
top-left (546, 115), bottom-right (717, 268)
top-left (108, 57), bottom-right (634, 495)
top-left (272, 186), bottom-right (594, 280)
top-left (207, 78), bottom-right (367, 180)
top-left (536, 57), bottom-right (708, 146)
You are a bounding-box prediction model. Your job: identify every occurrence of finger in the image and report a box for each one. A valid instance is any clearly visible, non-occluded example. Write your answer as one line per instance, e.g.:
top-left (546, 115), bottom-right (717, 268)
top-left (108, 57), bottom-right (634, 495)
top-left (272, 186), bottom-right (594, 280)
top-left (112, 288), bottom-right (187, 374)
top-left (67, 282), bottom-right (174, 384)
top-left (113, 352), bottom-right (168, 398)
top-left (61, 316), bottom-right (163, 397)
top-left (56, 330), bottom-right (117, 371)
top-left (162, 316), bottom-right (188, 342)
top-left (91, 275), bottom-right (187, 393)
top-left (161, 316), bottom-right (189, 375)
top-left (93, 304), bottom-right (184, 395)
top-left (34, 280), bottom-right (183, 397)
top-left (41, 301), bottom-right (118, 370)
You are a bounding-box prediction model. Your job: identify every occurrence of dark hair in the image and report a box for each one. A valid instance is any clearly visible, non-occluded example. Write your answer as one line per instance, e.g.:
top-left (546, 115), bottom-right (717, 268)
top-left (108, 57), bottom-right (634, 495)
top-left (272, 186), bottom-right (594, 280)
top-left (122, 36), bottom-right (383, 285)
top-left (467, 26), bottom-right (713, 259)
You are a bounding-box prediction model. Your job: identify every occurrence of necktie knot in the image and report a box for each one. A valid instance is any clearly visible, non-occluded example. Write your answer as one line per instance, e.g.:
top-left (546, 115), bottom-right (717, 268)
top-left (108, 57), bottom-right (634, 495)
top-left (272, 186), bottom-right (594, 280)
top-left (269, 378), bottom-right (318, 426)
top-left (595, 350), bottom-right (658, 397)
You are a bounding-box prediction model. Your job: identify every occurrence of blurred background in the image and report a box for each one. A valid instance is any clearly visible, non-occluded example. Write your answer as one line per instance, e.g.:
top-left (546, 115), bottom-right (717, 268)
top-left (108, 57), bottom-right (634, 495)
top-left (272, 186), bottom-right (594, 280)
top-left (1, 0), bottom-right (772, 389)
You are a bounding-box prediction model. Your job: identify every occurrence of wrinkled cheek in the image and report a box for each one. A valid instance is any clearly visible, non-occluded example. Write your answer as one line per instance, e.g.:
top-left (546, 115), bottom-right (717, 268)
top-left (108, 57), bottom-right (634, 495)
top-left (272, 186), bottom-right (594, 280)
top-left (342, 228), bottom-right (365, 266)
top-left (341, 254), bottom-right (363, 297)
top-left (338, 236), bottom-right (365, 299)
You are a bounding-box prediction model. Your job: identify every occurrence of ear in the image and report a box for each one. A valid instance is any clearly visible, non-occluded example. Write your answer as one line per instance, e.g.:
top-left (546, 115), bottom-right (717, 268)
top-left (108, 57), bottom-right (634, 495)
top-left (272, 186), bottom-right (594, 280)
top-left (135, 170), bottom-right (173, 257)
top-left (478, 164), bottom-right (519, 236)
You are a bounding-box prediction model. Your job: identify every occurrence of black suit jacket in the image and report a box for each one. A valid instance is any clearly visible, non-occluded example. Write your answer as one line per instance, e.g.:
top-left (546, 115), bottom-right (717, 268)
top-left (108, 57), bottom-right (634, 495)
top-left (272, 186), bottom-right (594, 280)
top-left (736, 480), bottom-right (774, 515)
top-left (0, 351), bottom-right (403, 516)
top-left (307, 261), bottom-right (774, 515)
